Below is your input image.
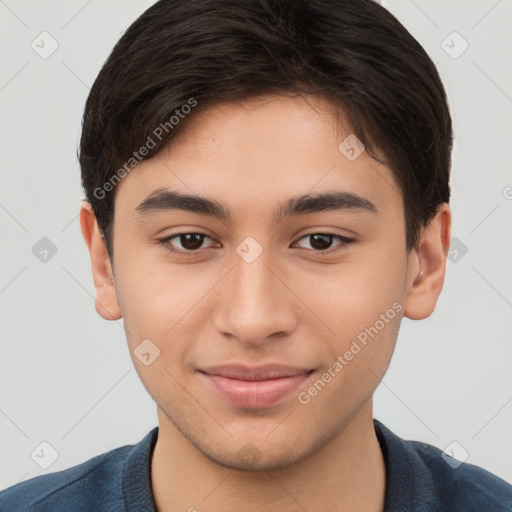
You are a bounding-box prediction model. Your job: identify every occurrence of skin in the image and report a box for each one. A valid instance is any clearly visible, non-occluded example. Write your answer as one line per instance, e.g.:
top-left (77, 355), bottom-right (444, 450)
top-left (80, 94), bottom-right (451, 511)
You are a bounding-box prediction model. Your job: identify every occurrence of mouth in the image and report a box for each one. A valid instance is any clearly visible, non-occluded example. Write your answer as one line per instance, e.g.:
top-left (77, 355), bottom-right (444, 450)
top-left (199, 364), bottom-right (315, 409)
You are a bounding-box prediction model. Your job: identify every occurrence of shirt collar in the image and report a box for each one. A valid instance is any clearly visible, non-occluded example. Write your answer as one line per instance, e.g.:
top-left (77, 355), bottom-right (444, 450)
top-left (122, 426), bottom-right (159, 512)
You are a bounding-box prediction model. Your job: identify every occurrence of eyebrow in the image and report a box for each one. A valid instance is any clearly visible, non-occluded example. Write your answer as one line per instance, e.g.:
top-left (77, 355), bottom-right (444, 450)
top-left (135, 188), bottom-right (377, 221)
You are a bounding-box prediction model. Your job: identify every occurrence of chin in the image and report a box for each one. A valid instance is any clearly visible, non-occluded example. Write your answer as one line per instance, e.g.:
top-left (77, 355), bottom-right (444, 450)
top-left (202, 446), bottom-right (305, 472)
top-left (191, 429), bottom-right (326, 473)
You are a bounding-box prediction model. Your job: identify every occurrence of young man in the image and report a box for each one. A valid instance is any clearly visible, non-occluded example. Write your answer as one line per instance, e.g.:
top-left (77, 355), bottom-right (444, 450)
top-left (1, 0), bottom-right (511, 510)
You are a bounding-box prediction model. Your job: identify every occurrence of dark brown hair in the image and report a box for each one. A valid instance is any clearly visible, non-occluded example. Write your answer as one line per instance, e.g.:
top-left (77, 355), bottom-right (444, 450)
top-left (79, 0), bottom-right (452, 257)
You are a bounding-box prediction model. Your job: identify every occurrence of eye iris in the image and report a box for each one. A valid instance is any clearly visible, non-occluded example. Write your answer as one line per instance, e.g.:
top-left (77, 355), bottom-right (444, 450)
top-left (180, 233), bottom-right (204, 250)
top-left (310, 234), bottom-right (333, 250)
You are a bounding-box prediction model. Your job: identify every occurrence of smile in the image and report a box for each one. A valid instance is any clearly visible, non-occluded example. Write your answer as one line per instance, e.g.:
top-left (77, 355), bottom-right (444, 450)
top-left (199, 364), bottom-right (314, 409)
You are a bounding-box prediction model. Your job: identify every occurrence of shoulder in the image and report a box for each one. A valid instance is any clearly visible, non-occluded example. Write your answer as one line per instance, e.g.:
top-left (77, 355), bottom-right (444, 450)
top-left (0, 438), bottom-right (139, 512)
top-left (410, 439), bottom-right (512, 510)
top-left (374, 420), bottom-right (512, 511)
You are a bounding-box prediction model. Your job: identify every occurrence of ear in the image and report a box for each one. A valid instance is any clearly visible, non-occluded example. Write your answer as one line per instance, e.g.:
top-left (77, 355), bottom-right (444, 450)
top-left (79, 201), bottom-right (122, 321)
top-left (403, 203), bottom-right (451, 320)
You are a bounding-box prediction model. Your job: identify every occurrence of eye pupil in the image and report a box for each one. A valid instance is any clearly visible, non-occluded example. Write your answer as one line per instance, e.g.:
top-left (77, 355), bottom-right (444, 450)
top-left (180, 233), bottom-right (204, 250)
top-left (310, 234), bottom-right (333, 250)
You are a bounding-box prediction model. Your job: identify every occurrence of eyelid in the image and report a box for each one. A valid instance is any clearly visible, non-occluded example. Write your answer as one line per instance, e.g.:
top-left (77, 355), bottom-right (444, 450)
top-left (293, 232), bottom-right (355, 252)
top-left (159, 232), bottom-right (217, 255)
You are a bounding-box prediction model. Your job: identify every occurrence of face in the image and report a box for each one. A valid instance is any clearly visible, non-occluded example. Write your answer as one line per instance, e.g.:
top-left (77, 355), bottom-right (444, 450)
top-left (82, 94), bottom-right (449, 471)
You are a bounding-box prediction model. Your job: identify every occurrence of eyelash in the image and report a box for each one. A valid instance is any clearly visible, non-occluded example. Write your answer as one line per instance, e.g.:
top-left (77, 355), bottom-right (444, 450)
top-left (158, 231), bottom-right (355, 256)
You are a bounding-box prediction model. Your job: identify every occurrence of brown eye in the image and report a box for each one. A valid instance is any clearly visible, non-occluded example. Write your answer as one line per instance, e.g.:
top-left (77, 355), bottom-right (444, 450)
top-left (178, 233), bottom-right (206, 251)
top-left (295, 233), bottom-right (354, 252)
top-left (160, 232), bottom-right (215, 254)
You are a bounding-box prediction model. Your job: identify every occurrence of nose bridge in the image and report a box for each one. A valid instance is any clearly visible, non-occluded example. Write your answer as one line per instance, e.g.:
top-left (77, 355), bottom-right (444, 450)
top-left (234, 245), bottom-right (275, 305)
top-left (212, 240), bottom-right (298, 345)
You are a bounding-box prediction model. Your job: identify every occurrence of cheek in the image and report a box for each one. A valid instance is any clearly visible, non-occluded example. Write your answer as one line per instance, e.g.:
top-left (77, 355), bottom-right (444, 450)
top-left (113, 253), bottom-right (196, 348)
top-left (294, 259), bottom-right (405, 413)
top-left (294, 249), bottom-right (407, 339)
top-left (291, 248), bottom-right (407, 404)
top-left (112, 260), bottom-right (210, 402)
top-left (113, 257), bottom-right (226, 382)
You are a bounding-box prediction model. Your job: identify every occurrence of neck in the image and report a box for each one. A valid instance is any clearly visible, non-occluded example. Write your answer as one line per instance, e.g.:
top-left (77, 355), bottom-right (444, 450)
top-left (151, 401), bottom-right (385, 511)
top-left (151, 400), bottom-right (386, 511)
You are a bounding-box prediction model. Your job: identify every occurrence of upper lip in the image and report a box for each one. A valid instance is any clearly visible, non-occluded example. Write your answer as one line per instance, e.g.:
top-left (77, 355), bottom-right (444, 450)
top-left (199, 364), bottom-right (313, 381)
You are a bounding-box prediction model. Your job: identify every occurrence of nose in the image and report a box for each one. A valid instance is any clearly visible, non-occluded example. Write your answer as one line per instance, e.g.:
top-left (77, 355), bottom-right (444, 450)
top-left (211, 243), bottom-right (299, 347)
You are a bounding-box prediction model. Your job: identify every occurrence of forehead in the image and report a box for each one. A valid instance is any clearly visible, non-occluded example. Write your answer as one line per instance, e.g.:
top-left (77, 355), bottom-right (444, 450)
top-left (114, 94), bottom-right (402, 218)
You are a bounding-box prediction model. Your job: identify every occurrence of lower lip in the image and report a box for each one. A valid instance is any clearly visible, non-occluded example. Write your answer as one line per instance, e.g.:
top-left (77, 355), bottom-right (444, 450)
top-left (201, 372), bottom-right (312, 409)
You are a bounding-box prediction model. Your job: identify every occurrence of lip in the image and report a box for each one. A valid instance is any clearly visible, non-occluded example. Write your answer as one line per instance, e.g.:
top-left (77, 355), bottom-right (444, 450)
top-left (199, 364), bottom-right (314, 409)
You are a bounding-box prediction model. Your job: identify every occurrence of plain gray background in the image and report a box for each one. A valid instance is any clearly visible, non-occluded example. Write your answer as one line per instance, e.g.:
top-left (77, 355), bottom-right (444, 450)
top-left (1, 0), bottom-right (511, 490)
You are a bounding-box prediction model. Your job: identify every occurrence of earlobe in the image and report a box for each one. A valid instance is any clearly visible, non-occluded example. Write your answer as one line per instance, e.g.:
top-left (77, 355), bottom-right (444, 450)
top-left (403, 204), bottom-right (451, 320)
top-left (79, 202), bottom-right (122, 321)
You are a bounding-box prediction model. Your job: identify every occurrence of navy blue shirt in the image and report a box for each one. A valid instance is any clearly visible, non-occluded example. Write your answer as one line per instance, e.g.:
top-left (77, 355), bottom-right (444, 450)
top-left (1, 420), bottom-right (511, 511)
